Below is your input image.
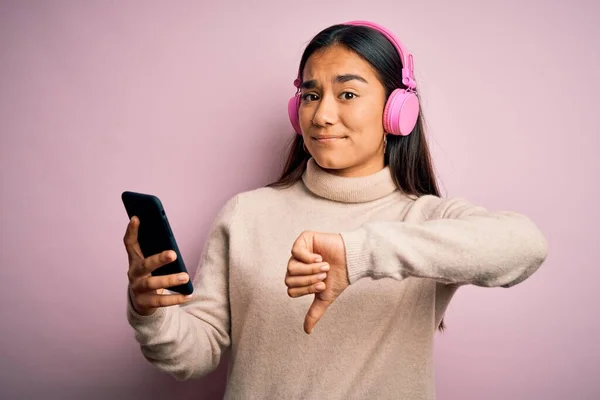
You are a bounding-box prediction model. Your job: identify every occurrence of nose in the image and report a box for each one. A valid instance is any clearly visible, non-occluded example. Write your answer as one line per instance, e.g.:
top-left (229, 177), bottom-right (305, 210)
top-left (311, 92), bottom-right (339, 127)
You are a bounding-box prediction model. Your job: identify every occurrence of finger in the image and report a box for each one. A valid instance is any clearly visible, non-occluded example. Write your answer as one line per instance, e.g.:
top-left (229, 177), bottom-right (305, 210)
top-left (285, 272), bottom-right (327, 288)
top-left (287, 258), bottom-right (330, 276)
top-left (287, 281), bottom-right (326, 298)
top-left (131, 272), bottom-right (190, 293)
top-left (304, 297), bottom-right (333, 334)
top-left (291, 233), bottom-right (322, 264)
top-left (137, 250), bottom-right (177, 276)
top-left (135, 292), bottom-right (194, 309)
top-left (124, 217), bottom-right (143, 263)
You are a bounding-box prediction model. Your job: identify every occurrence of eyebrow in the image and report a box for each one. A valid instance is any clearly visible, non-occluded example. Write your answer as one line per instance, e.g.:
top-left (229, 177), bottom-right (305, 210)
top-left (299, 74), bottom-right (368, 89)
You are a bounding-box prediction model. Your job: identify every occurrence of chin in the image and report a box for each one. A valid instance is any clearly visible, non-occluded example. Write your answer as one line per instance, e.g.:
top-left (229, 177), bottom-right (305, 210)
top-left (311, 153), bottom-right (349, 170)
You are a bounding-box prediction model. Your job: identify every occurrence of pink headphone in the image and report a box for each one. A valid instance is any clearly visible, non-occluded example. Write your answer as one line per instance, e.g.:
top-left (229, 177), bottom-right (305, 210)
top-left (287, 20), bottom-right (419, 136)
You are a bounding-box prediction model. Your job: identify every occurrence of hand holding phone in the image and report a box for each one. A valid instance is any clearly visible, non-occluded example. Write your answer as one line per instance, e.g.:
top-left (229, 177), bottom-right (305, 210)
top-left (122, 191), bottom-right (194, 316)
top-left (124, 217), bottom-right (194, 315)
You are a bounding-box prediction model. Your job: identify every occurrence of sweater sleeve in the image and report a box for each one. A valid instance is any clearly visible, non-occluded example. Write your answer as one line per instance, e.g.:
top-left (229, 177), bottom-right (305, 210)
top-left (339, 197), bottom-right (548, 288)
top-left (126, 195), bottom-right (239, 381)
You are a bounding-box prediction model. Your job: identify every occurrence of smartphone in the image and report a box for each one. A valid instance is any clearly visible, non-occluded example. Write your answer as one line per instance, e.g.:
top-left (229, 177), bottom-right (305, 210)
top-left (121, 191), bottom-right (193, 295)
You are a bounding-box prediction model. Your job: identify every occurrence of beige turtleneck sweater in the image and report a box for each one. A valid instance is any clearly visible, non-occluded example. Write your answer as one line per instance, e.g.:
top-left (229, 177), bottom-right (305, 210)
top-left (126, 158), bottom-right (548, 399)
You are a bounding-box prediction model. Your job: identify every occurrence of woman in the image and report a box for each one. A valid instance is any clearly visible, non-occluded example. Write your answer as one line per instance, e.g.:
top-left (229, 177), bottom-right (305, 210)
top-left (124, 20), bottom-right (548, 399)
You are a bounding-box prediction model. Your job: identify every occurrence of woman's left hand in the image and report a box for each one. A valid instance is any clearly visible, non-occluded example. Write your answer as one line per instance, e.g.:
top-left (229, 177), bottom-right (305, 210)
top-left (285, 231), bottom-right (349, 334)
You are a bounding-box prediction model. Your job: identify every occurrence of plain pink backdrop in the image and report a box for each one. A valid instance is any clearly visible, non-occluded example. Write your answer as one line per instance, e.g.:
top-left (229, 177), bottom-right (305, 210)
top-left (1, 1), bottom-right (598, 399)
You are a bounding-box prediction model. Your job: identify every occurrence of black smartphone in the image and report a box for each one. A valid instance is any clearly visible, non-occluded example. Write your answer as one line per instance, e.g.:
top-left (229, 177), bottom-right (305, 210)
top-left (121, 191), bottom-right (193, 295)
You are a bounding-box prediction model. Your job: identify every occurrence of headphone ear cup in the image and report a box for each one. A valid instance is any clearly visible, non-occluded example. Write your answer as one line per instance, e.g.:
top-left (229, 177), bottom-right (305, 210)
top-left (383, 89), bottom-right (420, 136)
top-left (288, 95), bottom-right (302, 135)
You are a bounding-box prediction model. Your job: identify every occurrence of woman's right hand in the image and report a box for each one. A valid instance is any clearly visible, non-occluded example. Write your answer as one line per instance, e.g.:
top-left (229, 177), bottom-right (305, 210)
top-left (124, 216), bottom-right (192, 316)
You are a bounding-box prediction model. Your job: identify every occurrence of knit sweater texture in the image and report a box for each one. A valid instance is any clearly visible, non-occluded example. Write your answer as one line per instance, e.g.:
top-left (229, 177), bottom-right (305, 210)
top-left (127, 158), bottom-right (548, 399)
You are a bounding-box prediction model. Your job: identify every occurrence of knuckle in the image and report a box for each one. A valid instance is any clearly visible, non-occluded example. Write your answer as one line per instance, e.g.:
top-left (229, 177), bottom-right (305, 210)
top-left (155, 253), bottom-right (167, 267)
top-left (141, 277), bottom-right (153, 291)
top-left (173, 297), bottom-right (184, 306)
top-left (149, 296), bottom-right (162, 308)
top-left (137, 297), bottom-right (149, 310)
top-left (142, 258), bottom-right (155, 273)
top-left (140, 276), bottom-right (154, 292)
top-left (129, 277), bottom-right (139, 291)
top-left (157, 296), bottom-right (169, 307)
top-left (132, 279), bottom-right (145, 294)
top-left (135, 263), bottom-right (147, 278)
top-left (170, 275), bottom-right (181, 287)
top-left (132, 300), bottom-right (143, 311)
top-left (291, 247), bottom-right (300, 258)
top-left (133, 294), bottom-right (145, 308)
top-left (288, 263), bottom-right (298, 275)
top-left (123, 231), bottom-right (134, 246)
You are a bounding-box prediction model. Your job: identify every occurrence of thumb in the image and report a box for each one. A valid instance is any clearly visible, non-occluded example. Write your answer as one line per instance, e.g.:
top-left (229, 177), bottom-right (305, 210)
top-left (304, 297), bottom-right (332, 334)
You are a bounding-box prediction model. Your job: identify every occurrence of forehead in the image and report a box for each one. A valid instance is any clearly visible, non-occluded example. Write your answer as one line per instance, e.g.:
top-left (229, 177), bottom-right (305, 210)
top-left (302, 45), bottom-right (377, 81)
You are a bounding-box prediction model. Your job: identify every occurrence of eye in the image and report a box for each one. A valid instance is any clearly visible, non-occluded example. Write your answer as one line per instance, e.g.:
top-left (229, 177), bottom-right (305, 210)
top-left (301, 93), bottom-right (319, 102)
top-left (341, 92), bottom-right (357, 100)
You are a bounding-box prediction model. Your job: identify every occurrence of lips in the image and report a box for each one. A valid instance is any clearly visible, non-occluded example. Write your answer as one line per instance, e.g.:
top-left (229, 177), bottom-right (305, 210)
top-left (311, 135), bottom-right (348, 143)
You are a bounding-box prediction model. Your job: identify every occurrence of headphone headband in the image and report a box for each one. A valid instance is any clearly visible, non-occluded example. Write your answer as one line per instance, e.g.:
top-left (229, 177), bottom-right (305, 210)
top-left (293, 20), bottom-right (417, 91)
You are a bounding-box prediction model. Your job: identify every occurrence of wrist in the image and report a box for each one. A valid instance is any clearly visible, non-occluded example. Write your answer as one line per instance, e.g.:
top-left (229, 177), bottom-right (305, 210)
top-left (340, 228), bottom-right (372, 284)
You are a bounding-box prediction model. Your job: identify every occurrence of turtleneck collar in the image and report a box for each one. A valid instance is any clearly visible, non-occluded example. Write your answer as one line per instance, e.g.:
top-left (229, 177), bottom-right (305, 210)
top-left (301, 158), bottom-right (398, 203)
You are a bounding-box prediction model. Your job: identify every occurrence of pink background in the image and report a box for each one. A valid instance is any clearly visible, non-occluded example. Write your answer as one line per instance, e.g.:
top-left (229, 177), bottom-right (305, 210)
top-left (1, 1), bottom-right (598, 399)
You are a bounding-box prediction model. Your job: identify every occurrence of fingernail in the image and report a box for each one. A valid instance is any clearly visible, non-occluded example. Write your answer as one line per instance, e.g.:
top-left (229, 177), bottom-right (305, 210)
top-left (320, 263), bottom-right (330, 272)
top-left (315, 282), bottom-right (325, 291)
top-left (317, 273), bottom-right (327, 280)
top-left (184, 294), bottom-right (193, 300)
top-left (178, 274), bottom-right (188, 282)
top-left (314, 256), bottom-right (322, 263)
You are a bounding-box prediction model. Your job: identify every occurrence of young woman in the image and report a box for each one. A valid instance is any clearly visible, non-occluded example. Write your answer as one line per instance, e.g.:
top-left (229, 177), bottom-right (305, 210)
top-left (124, 20), bottom-right (548, 399)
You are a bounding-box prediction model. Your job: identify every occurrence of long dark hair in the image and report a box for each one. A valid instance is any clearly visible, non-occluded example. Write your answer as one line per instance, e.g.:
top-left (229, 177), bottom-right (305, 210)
top-left (268, 24), bottom-right (446, 331)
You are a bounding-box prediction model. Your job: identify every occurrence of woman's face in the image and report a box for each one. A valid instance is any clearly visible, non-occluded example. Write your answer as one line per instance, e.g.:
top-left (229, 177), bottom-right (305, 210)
top-left (298, 44), bottom-right (388, 177)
